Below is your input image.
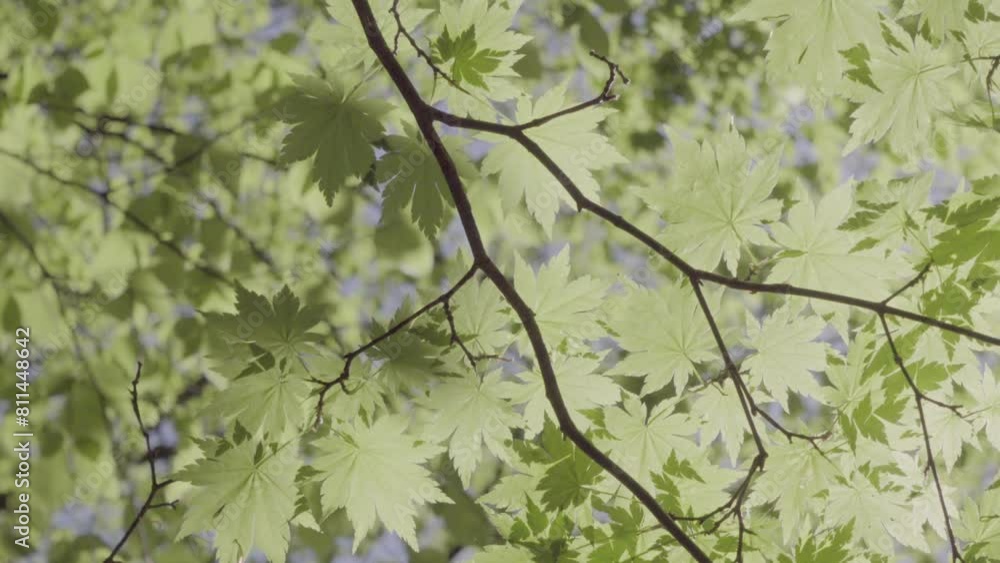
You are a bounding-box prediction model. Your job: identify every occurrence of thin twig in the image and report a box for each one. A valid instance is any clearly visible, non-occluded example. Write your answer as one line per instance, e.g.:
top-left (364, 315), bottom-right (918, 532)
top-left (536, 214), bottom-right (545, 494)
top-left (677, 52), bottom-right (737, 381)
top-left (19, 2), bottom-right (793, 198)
top-left (883, 261), bottom-right (932, 305)
top-left (104, 362), bottom-right (177, 563)
top-left (442, 299), bottom-right (479, 366)
top-left (878, 315), bottom-right (965, 562)
top-left (424, 106), bottom-right (1000, 349)
top-left (309, 264), bottom-right (479, 427)
top-left (388, 0), bottom-right (471, 95)
top-left (688, 279), bottom-right (766, 556)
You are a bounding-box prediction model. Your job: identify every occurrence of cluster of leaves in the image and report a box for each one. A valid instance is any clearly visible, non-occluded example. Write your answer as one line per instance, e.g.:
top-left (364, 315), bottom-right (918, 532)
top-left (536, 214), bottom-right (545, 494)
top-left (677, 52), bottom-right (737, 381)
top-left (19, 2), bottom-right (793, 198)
top-left (1, 0), bottom-right (1000, 562)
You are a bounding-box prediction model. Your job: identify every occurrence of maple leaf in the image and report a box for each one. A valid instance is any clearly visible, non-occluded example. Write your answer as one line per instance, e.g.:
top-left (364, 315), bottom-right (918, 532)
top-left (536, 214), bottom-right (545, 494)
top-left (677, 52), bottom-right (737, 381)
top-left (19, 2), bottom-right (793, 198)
top-left (531, 420), bottom-right (604, 511)
top-left (419, 370), bottom-right (520, 486)
top-left (212, 367), bottom-right (310, 437)
top-left (842, 22), bottom-right (956, 156)
top-left (972, 370), bottom-right (1000, 451)
top-left (433, 26), bottom-right (504, 89)
top-left (608, 282), bottom-right (717, 396)
top-left (924, 401), bottom-right (977, 471)
top-left (450, 277), bottom-right (511, 354)
top-left (499, 353), bottom-right (620, 437)
top-left (825, 472), bottom-right (910, 554)
top-left (767, 186), bottom-right (903, 301)
top-left (746, 441), bottom-right (839, 544)
top-left (513, 247), bottom-right (607, 342)
top-left (205, 284), bottom-right (324, 365)
top-left (898, 0), bottom-right (970, 37)
top-left (481, 85), bottom-right (625, 234)
top-left (316, 0), bottom-right (430, 70)
top-left (278, 74), bottom-right (391, 204)
top-left (174, 440), bottom-right (300, 563)
top-left (731, 0), bottom-right (884, 90)
top-left (431, 0), bottom-right (530, 102)
top-left (693, 383), bottom-right (749, 464)
top-left (743, 305), bottom-right (829, 410)
top-left (312, 416), bottom-right (450, 551)
top-left (376, 123), bottom-right (476, 239)
top-left (598, 395), bottom-right (699, 488)
top-left (643, 125), bottom-right (782, 273)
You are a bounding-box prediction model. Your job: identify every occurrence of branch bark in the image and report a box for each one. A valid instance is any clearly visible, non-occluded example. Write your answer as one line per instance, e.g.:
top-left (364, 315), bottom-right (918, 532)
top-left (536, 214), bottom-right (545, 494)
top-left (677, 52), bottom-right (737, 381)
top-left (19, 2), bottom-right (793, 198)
top-left (349, 1), bottom-right (711, 560)
top-left (104, 362), bottom-right (176, 563)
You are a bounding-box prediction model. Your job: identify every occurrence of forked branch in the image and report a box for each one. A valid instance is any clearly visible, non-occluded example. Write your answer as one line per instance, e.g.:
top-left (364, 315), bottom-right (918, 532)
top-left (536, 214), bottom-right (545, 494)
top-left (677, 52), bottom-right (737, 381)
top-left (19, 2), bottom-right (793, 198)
top-left (309, 264), bottom-right (479, 428)
top-left (351, 0), bottom-right (712, 559)
top-left (879, 315), bottom-right (965, 562)
top-left (104, 362), bottom-right (177, 563)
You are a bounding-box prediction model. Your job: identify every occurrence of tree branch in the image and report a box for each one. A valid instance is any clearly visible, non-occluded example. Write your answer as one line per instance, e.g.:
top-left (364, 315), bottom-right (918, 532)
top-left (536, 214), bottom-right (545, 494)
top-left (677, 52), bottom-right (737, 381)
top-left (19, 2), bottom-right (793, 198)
top-left (104, 362), bottom-right (176, 563)
top-left (878, 315), bottom-right (965, 562)
top-left (423, 107), bottom-right (1000, 349)
top-left (350, 1), bottom-right (711, 560)
top-left (309, 264), bottom-right (479, 428)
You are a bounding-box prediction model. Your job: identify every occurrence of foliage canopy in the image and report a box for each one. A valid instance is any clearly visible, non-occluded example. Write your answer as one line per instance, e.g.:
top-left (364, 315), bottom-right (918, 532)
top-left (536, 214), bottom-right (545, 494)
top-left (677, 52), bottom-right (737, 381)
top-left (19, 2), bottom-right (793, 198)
top-left (2, 0), bottom-right (1000, 562)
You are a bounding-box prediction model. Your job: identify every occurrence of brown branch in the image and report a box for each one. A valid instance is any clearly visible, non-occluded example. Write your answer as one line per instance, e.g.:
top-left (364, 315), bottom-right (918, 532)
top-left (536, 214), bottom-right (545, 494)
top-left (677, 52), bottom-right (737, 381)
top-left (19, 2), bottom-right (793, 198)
top-left (350, 1), bottom-right (711, 560)
top-left (423, 106), bottom-right (1000, 349)
top-left (754, 409), bottom-right (835, 457)
top-left (442, 298), bottom-right (480, 367)
top-left (689, 279), bottom-right (767, 558)
top-left (46, 102), bottom-right (280, 165)
top-left (883, 261), bottom-right (932, 305)
top-left (309, 264), bottom-right (479, 428)
top-left (104, 362), bottom-right (176, 563)
top-left (388, 0), bottom-right (471, 95)
top-left (512, 50), bottom-right (630, 131)
top-left (987, 55), bottom-right (1000, 126)
top-left (878, 315), bottom-right (965, 562)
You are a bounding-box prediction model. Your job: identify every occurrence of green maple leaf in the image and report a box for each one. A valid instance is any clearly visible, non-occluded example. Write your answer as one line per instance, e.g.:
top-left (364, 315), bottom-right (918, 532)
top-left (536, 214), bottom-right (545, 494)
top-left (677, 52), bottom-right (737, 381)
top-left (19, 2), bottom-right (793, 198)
top-left (793, 522), bottom-right (854, 563)
top-left (929, 194), bottom-right (1000, 266)
top-left (450, 276), bottom-right (511, 354)
top-left (731, 0), bottom-right (884, 90)
top-left (316, 0), bottom-right (430, 70)
top-left (598, 395), bottom-right (699, 487)
top-left (513, 247), bottom-right (607, 342)
top-left (643, 126), bottom-right (782, 273)
top-left (825, 472), bottom-right (910, 554)
top-left (534, 420), bottom-right (603, 510)
top-left (211, 367), bottom-right (310, 437)
top-left (693, 383), bottom-right (749, 463)
top-left (205, 284), bottom-right (324, 365)
top-left (608, 282), bottom-right (716, 396)
top-left (431, 0), bottom-right (530, 102)
top-left (972, 370), bottom-right (1000, 451)
top-left (279, 73), bottom-right (391, 204)
top-left (924, 401), bottom-right (977, 471)
top-left (898, 0), bottom-right (970, 37)
top-left (767, 186), bottom-right (903, 301)
top-left (743, 305), bottom-right (829, 410)
top-left (956, 487), bottom-right (1000, 560)
top-left (747, 441), bottom-right (839, 544)
top-left (175, 440), bottom-right (300, 563)
top-left (433, 26), bottom-right (504, 89)
top-left (419, 370), bottom-right (520, 486)
top-left (312, 415), bottom-right (450, 551)
top-left (499, 353), bottom-right (620, 438)
top-left (842, 22), bottom-right (956, 156)
top-left (481, 85), bottom-right (625, 234)
top-left (376, 124), bottom-right (476, 239)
